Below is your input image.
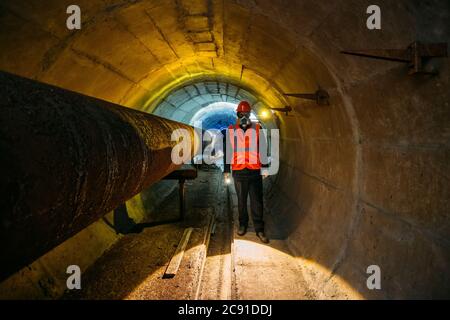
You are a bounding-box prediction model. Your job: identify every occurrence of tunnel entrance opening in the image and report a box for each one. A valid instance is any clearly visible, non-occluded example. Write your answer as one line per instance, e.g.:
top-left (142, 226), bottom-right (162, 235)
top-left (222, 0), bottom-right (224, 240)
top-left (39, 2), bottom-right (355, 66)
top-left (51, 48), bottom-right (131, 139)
top-left (189, 101), bottom-right (253, 131)
top-left (149, 79), bottom-right (282, 127)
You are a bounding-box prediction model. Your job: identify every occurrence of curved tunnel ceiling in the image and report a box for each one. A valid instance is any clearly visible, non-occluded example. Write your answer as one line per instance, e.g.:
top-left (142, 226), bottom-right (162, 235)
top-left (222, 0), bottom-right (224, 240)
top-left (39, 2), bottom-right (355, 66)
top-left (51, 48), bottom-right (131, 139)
top-left (0, 0), bottom-right (340, 112)
top-left (0, 0), bottom-right (449, 299)
top-left (152, 80), bottom-right (263, 125)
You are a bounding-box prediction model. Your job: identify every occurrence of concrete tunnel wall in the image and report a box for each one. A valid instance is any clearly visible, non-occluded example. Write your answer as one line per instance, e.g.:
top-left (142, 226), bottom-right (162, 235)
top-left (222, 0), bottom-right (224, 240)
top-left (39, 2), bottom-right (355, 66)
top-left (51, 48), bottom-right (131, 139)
top-left (0, 0), bottom-right (449, 299)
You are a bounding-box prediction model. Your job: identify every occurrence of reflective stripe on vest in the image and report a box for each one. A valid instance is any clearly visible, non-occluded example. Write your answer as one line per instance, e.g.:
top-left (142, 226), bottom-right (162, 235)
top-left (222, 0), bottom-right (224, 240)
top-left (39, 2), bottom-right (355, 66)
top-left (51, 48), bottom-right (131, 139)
top-left (229, 123), bottom-right (261, 170)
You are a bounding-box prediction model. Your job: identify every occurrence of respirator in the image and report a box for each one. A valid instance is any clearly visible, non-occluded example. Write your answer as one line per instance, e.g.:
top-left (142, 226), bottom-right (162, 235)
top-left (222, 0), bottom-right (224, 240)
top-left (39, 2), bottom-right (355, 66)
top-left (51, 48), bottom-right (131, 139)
top-left (238, 112), bottom-right (251, 129)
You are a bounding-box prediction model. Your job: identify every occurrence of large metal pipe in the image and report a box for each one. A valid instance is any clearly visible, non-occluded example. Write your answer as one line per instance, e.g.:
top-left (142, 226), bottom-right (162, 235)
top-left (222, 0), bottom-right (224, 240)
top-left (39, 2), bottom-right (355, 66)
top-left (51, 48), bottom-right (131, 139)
top-left (0, 71), bottom-right (198, 280)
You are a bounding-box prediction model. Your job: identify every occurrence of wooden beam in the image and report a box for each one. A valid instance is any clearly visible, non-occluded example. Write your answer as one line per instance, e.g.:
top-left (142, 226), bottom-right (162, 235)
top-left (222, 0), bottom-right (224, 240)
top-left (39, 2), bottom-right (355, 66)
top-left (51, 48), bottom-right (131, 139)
top-left (163, 228), bottom-right (193, 279)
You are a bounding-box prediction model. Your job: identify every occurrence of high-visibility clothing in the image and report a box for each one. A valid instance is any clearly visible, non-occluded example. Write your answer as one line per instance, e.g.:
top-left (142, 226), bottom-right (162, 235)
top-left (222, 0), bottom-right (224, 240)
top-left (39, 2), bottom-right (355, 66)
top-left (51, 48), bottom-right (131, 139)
top-left (229, 123), bottom-right (261, 170)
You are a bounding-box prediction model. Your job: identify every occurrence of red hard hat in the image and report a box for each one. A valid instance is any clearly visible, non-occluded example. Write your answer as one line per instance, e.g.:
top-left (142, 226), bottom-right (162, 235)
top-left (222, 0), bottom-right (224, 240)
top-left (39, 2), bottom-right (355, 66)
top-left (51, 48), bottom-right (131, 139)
top-left (236, 101), bottom-right (251, 113)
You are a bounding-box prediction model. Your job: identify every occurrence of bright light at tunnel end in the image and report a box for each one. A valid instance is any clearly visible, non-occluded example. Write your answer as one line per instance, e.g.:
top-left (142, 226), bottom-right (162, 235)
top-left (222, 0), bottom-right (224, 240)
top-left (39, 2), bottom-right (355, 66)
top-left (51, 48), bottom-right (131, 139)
top-left (189, 102), bottom-right (258, 131)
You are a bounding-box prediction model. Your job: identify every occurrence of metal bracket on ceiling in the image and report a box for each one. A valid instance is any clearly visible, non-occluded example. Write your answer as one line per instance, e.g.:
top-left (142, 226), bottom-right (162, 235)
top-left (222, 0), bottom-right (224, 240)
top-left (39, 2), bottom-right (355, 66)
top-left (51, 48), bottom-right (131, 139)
top-left (341, 41), bottom-right (448, 75)
top-left (284, 88), bottom-right (330, 106)
top-left (268, 106), bottom-right (292, 116)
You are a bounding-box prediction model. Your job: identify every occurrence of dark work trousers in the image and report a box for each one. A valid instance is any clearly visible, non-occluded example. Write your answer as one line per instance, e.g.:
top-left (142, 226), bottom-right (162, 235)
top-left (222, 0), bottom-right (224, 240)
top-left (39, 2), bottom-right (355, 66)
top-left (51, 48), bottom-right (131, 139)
top-left (233, 169), bottom-right (264, 232)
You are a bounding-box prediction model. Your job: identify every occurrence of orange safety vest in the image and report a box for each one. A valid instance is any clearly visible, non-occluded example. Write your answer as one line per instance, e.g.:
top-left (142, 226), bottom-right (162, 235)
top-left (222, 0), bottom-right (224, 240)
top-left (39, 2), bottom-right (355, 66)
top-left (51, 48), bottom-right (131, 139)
top-left (228, 123), bottom-right (261, 171)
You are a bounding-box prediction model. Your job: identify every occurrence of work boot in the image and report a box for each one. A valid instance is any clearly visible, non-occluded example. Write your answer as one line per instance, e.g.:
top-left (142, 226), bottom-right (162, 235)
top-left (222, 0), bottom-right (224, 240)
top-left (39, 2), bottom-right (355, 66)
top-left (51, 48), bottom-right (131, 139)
top-left (256, 231), bottom-right (269, 244)
top-left (237, 225), bottom-right (247, 236)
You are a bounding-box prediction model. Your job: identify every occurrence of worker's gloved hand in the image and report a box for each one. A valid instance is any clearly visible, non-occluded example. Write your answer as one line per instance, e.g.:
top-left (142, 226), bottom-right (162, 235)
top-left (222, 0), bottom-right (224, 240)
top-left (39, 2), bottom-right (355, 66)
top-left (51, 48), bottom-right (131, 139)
top-left (261, 169), bottom-right (269, 179)
top-left (224, 172), bottom-right (232, 185)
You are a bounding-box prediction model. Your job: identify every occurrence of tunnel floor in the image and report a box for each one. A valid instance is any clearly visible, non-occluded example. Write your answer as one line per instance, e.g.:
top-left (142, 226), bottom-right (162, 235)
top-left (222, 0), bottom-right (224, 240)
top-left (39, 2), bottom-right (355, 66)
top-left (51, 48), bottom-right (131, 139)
top-left (64, 167), bottom-right (320, 300)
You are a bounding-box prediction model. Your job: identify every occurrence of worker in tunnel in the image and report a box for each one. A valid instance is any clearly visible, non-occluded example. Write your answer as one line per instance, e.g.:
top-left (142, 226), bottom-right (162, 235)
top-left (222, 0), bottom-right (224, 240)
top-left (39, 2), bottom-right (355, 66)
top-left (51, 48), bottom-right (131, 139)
top-left (223, 101), bottom-right (270, 244)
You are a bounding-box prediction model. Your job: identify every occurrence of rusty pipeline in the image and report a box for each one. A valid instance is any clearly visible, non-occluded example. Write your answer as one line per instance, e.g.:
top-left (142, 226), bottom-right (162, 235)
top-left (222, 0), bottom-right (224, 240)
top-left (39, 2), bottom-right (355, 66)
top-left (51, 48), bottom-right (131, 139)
top-left (0, 71), bottom-right (199, 280)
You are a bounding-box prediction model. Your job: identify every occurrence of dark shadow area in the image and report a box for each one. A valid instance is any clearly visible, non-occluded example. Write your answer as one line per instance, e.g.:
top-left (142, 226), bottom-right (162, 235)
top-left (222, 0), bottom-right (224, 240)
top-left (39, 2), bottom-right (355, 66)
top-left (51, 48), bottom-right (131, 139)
top-left (108, 199), bottom-right (183, 235)
top-left (105, 167), bottom-right (198, 235)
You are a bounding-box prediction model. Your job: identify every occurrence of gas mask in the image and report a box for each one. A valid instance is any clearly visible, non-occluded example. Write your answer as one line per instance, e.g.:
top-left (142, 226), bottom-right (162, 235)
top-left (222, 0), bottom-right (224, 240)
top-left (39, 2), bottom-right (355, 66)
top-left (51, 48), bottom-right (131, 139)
top-left (238, 112), bottom-right (251, 129)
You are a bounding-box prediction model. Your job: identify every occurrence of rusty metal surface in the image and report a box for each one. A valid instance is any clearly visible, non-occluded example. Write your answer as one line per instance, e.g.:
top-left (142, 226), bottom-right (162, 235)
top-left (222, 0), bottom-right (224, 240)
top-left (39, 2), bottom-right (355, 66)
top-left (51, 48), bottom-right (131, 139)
top-left (341, 41), bottom-right (448, 74)
top-left (284, 88), bottom-right (330, 106)
top-left (340, 48), bottom-right (410, 62)
top-left (267, 106), bottom-right (293, 116)
top-left (0, 71), bottom-right (198, 280)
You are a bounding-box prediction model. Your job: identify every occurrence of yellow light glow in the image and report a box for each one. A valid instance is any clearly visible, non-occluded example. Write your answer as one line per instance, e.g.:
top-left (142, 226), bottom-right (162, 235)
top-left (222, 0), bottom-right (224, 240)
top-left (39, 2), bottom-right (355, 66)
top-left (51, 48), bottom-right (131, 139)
top-left (259, 109), bottom-right (270, 119)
